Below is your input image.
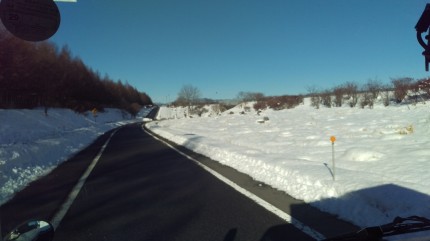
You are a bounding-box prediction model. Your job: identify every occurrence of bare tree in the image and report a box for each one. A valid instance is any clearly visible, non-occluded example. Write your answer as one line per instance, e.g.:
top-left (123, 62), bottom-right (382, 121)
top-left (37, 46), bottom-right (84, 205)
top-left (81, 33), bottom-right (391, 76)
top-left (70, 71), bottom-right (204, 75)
top-left (365, 79), bottom-right (383, 101)
top-left (176, 84), bottom-right (201, 109)
top-left (344, 82), bottom-right (359, 107)
top-left (321, 89), bottom-right (332, 108)
top-left (306, 86), bottom-right (320, 109)
top-left (381, 84), bottom-right (391, 107)
top-left (391, 77), bottom-right (413, 103)
top-left (359, 79), bottom-right (383, 108)
top-left (360, 92), bottom-right (374, 109)
top-left (333, 85), bottom-right (346, 107)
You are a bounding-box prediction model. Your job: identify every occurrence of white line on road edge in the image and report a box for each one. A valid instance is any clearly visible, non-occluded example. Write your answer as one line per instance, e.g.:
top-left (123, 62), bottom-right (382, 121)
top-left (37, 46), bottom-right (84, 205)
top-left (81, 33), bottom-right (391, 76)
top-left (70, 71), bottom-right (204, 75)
top-left (143, 128), bottom-right (326, 241)
top-left (50, 129), bottom-right (119, 230)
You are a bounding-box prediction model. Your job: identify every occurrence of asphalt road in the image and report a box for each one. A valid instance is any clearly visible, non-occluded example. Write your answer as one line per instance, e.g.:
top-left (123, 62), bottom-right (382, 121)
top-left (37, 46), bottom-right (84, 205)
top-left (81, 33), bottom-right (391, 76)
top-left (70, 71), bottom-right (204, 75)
top-left (0, 106), bottom-right (358, 241)
top-left (52, 123), bottom-right (315, 241)
top-left (146, 106), bottom-right (159, 119)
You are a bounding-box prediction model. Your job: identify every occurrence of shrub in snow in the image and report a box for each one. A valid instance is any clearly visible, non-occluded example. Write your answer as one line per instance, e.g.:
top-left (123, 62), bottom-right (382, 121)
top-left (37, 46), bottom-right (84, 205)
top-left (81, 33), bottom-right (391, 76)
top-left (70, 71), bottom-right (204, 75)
top-left (321, 91), bottom-right (332, 108)
top-left (220, 103), bottom-right (235, 112)
top-left (253, 95), bottom-right (303, 111)
top-left (192, 107), bottom-right (208, 117)
top-left (365, 79), bottom-right (383, 101)
top-left (211, 104), bottom-right (221, 115)
top-left (333, 85), bottom-right (346, 107)
top-left (253, 101), bottom-right (267, 111)
top-left (307, 86), bottom-right (321, 109)
top-left (348, 97), bottom-right (358, 108)
top-left (392, 78), bottom-right (412, 103)
top-left (382, 90), bottom-right (391, 107)
top-left (310, 95), bottom-right (321, 109)
top-left (360, 93), bottom-right (374, 109)
top-left (344, 82), bottom-right (359, 108)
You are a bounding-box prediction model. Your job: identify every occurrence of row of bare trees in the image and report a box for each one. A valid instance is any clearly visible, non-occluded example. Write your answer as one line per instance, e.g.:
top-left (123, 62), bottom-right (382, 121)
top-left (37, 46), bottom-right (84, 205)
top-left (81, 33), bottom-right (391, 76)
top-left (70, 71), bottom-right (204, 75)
top-left (170, 77), bottom-right (430, 114)
top-left (236, 91), bottom-right (303, 110)
top-left (307, 77), bottom-right (429, 109)
top-left (0, 30), bottom-right (152, 115)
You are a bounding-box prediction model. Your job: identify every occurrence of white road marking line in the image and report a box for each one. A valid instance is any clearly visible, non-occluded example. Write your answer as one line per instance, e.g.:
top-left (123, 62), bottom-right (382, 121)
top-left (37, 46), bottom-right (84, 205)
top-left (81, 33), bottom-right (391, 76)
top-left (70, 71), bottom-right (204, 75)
top-left (143, 128), bottom-right (326, 240)
top-left (50, 129), bottom-right (119, 230)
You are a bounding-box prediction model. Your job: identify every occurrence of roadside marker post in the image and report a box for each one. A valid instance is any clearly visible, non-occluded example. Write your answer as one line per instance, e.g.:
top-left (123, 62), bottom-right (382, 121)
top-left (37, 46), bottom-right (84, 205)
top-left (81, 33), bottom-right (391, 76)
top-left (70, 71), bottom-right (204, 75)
top-left (330, 136), bottom-right (336, 181)
top-left (92, 108), bottom-right (98, 122)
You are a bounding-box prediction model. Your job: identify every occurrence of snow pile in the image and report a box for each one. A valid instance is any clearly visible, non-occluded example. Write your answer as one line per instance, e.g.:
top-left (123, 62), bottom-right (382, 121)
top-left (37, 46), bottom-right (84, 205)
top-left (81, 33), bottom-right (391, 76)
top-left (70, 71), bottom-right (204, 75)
top-left (147, 101), bottom-right (430, 227)
top-left (156, 102), bottom-right (257, 120)
top-left (219, 101), bottom-right (257, 115)
top-left (0, 108), bottom-right (145, 205)
top-left (156, 106), bottom-right (190, 119)
top-left (156, 104), bottom-right (230, 120)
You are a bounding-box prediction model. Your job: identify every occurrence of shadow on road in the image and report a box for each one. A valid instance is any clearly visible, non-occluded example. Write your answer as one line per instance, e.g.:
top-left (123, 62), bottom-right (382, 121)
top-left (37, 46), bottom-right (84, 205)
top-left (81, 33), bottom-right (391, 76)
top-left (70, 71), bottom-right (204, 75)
top-left (0, 130), bottom-right (115, 234)
top-left (223, 228), bottom-right (237, 241)
top-left (224, 225), bottom-right (315, 241)
top-left (291, 183), bottom-right (430, 240)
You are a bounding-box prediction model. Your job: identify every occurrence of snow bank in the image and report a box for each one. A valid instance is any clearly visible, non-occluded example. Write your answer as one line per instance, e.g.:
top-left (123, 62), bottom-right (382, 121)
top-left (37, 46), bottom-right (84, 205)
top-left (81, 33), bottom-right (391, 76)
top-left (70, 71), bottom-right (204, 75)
top-left (147, 101), bottom-right (430, 227)
top-left (156, 102), bottom-right (256, 120)
top-left (0, 108), bottom-right (145, 205)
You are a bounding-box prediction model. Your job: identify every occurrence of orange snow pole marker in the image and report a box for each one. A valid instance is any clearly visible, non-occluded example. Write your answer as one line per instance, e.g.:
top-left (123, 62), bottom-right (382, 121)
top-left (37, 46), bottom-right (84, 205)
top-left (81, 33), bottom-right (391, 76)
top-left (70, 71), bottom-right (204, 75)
top-left (330, 136), bottom-right (336, 180)
top-left (92, 108), bottom-right (98, 122)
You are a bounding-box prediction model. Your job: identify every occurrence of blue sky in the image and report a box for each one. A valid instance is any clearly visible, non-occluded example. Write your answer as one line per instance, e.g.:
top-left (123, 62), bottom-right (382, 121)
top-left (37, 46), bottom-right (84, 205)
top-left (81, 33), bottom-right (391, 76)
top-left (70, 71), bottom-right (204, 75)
top-left (50, 0), bottom-right (430, 103)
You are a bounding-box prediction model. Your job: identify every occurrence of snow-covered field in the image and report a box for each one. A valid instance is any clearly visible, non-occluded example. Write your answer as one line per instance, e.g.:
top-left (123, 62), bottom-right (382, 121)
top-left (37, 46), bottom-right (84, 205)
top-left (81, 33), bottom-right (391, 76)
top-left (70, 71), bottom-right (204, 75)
top-left (0, 108), bottom-right (147, 205)
top-left (148, 100), bottom-right (430, 227)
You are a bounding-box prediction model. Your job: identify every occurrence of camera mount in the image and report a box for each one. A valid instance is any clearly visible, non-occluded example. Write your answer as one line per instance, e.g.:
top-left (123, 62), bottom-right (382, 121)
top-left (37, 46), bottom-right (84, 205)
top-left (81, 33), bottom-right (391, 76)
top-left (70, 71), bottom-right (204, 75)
top-left (416, 4), bottom-right (430, 71)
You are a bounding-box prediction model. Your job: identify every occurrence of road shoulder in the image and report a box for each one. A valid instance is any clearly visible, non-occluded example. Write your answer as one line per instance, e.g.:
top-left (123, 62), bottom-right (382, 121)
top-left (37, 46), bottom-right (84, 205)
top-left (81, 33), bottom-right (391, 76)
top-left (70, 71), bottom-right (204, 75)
top-left (142, 123), bottom-right (359, 238)
top-left (0, 129), bottom-right (117, 234)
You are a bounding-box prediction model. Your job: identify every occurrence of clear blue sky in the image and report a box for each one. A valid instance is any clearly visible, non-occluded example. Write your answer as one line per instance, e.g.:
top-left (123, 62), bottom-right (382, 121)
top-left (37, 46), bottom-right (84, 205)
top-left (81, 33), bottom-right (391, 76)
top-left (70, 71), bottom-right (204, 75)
top-left (50, 0), bottom-right (430, 103)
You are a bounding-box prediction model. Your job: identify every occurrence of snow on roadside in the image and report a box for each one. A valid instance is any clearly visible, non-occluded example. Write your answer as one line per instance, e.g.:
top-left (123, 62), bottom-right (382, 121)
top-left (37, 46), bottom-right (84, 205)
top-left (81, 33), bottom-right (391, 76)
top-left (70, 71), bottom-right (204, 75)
top-left (0, 108), bottom-right (142, 205)
top-left (155, 102), bottom-right (256, 120)
top-left (147, 101), bottom-right (430, 227)
top-left (2, 102), bottom-right (430, 228)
